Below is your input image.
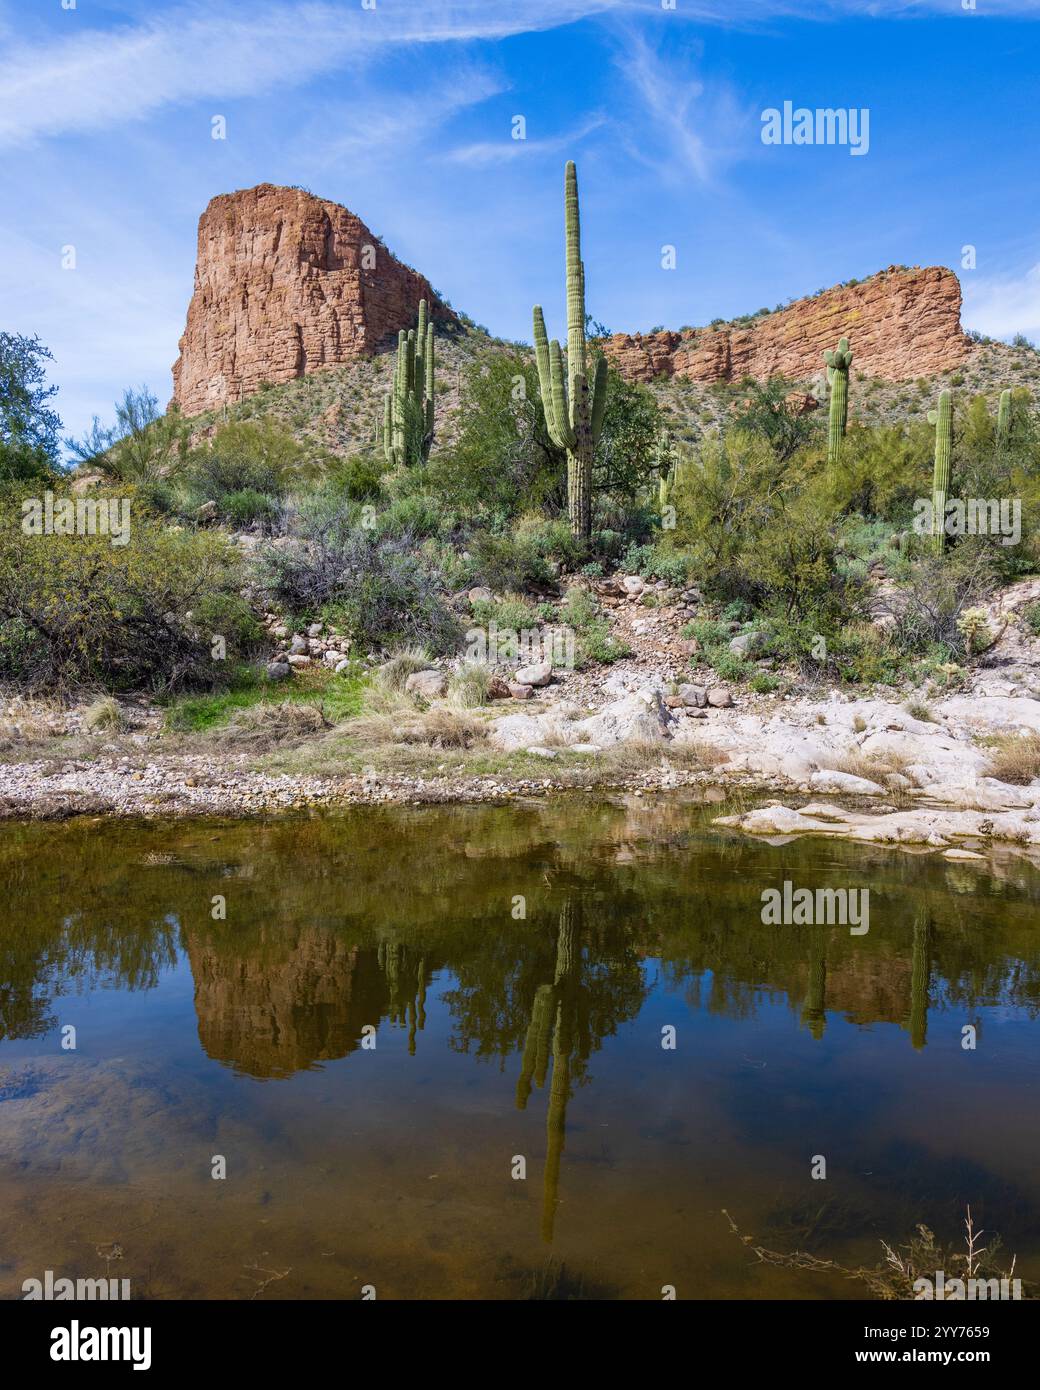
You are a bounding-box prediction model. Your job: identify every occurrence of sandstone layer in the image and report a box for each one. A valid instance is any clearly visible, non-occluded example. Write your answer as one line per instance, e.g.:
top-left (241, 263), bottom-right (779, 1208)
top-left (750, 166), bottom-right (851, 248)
top-left (171, 183), bottom-right (454, 416)
top-left (601, 265), bottom-right (970, 386)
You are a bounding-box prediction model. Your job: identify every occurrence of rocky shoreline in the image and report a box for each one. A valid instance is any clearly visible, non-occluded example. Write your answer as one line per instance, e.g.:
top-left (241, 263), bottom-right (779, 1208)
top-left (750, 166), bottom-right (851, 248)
top-left (3, 682), bottom-right (1040, 866)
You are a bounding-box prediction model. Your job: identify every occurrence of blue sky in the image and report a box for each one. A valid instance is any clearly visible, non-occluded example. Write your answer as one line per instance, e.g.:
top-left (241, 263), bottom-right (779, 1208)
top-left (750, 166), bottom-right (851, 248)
top-left (1, 0), bottom-right (1039, 445)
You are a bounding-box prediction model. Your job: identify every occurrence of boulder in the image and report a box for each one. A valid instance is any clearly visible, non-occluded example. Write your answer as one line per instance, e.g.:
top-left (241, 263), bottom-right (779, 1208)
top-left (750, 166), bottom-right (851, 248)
top-left (678, 683), bottom-right (708, 709)
top-left (514, 661), bottom-right (552, 687)
top-left (706, 687), bottom-right (733, 708)
top-left (287, 654), bottom-right (312, 668)
top-left (570, 688), bottom-right (671, 747)
top-left (508, 683), bottom-right (535, 700)
top-left (265, 661), bottom-right (292, 682)
top-left (468, 586), bottom-right (493, 605)
top-left (621, 575), bottom-right (644, 595)
top-left (809, 769), bottom-right (886, 796)
top-left (729, 630), bottom-right (768, 658)
top-left (405, 670), bottom-right (448, 699)
top-left (486, 675), bottom-right (512, 700)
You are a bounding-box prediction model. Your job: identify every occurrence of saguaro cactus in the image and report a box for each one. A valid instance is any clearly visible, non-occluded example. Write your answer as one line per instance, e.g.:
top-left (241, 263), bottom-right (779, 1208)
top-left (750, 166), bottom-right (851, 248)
top-left (533, 161), bottom-right (608, 540)
top-left (823, 336), bottom-right (853, 463)
top-left (656, 428), bottom-right (673, 510)
top-left (928, 390), bottom-right (953, 555)
top-left (996, 388), bottom-right (1013, 450)
top-left (383, 299), bottom-right (435, 467)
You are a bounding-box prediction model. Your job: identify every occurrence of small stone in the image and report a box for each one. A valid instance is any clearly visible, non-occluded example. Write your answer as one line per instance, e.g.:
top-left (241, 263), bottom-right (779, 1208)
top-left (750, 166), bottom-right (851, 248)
top-left (468, 586), bottom-right (493, 605)
top-left (307, 622), bottom-right (324, 637)
top-left (266, 661), bottom-right (292, 681)
top-left (526, 746), bottom-right (558, 759)
top-left (486, 675), bottom-right (512, 699)
top-left (508, 683), bottom-right (534, 700)
top-left (287, 654), bottom-right (312, 668)
top-left (622, 575), bottom-right (644, 595)
top-left (707, 687), bottom-right (733, 708)
top-left (678, 638), bottom-right (701, 656)
top-left (289, 634), bottom-right (309, 655)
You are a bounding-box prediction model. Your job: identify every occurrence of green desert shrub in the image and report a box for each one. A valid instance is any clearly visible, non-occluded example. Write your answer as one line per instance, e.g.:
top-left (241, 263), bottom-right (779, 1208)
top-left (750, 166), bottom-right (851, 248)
top-left (258, 494), bottom-right (459, 654)
top-left (0, 498), bottom-right (256, 692)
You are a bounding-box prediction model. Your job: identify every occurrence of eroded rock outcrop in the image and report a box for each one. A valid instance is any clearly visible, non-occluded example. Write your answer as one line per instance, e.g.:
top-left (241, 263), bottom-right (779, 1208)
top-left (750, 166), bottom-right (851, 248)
top-left (601, 265), bottom-right (970, 385)
top-left (171, 183), bottom-right (454, 416)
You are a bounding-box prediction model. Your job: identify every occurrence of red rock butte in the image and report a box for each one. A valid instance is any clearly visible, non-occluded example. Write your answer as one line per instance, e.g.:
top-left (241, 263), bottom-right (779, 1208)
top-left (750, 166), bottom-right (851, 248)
top-left (600, 265), bottom-right (971, 386)
top-left (171, 184), bottom-right (972, 414)
top-left (171, 183), bottom-right (455, 416)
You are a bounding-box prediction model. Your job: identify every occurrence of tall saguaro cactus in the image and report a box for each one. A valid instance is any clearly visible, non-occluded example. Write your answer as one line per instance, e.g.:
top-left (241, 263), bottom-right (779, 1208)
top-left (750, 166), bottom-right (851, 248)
top-left (383, 299), bottom-right (435, 468)
top-left (533, 162), bottom-right (608, 541)
top-left (928, 390), bottom-right (953, 556)
top-left (996, 388), bottom-right (1013, 450)
top-left (823, 336), bottom-right (853, 463)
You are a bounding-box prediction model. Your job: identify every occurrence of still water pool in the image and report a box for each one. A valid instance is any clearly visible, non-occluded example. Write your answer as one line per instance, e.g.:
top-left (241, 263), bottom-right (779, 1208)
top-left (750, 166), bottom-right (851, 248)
top-left (1, 793), bottom-right (1038, 1299)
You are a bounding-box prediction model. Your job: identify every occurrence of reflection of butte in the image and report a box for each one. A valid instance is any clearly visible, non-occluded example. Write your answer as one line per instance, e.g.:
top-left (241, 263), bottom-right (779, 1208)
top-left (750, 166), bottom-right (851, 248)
top-left (186, 924), bottom-right (383, 1078)
top-left (516, 899), bottom-right (580, 1244)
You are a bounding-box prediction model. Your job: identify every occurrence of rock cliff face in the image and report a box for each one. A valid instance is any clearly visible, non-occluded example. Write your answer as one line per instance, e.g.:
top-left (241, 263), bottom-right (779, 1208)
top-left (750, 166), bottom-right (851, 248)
top-left (601, 266), bottom-right (970, 386)
top-left (171, 183), bottom-right (454, 416)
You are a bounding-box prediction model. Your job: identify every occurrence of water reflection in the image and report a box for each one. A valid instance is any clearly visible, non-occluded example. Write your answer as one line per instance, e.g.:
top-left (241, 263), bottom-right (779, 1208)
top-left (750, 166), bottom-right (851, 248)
top-left (1, 797), bottom-right (1039, 1297)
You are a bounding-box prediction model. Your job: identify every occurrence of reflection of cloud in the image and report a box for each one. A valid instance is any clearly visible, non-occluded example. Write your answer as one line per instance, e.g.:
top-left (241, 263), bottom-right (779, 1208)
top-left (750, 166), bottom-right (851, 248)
top-left (963, 263), bottom-right (1040, 343)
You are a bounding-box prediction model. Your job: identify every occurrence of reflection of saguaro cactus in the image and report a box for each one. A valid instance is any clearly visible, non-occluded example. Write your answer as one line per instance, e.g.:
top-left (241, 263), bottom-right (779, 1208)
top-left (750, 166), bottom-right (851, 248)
top-left (996, 388), bottom-right (1013, 451)
top-left (377, 939), bottom-right (429, 1055)
top-left (928, 390), bottom-right (953, 556)
top-left (532, 162), bottom-right (608, 541)
top-left (515, 898), bottom-right (581, 1245)
top-left (823, 336), bottom-right (853, 464)
top-left (801, 927), bottom-right (828, 1041)
top-left (383, 299), bottom-right (435, 467)
top-left (908, 914), bottom-right (931, 1051)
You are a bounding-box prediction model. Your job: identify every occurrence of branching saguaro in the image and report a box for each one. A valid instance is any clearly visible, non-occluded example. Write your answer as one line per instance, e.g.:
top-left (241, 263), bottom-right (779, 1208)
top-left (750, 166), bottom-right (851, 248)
top-left (532, 162), bottom-right (608, 540)
top-left (383, 299), bottom-right (435, 467)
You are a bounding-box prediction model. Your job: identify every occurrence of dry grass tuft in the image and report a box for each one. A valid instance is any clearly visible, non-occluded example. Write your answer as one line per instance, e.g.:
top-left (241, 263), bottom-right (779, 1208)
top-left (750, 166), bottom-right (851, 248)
top-left (602, 737), bottom-right (720, 773)
top-left (349, 705), bottom-right (488, 751)
top-left (215, 701), bottom-right (330, 748)
top-left (984, 732), bottom-right (1040, 785)
top-left (374, 647), bottom-right (434, 692)
top-left (83, 696), bottom-right (128, 732)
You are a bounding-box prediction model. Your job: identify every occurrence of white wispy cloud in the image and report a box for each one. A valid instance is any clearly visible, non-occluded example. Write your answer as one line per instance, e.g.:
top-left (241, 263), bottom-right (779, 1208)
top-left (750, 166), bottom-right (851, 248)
top-left (4, 0), bottom-right (1032, 148)
top-left (0, 0), bottom-right (636, 148)
top-left (447, 115), bottom-right (608, 167)
top-left (613, 30), bottom-right (748, 185)
top-left (963, 263), bottom-right (1040, 343)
